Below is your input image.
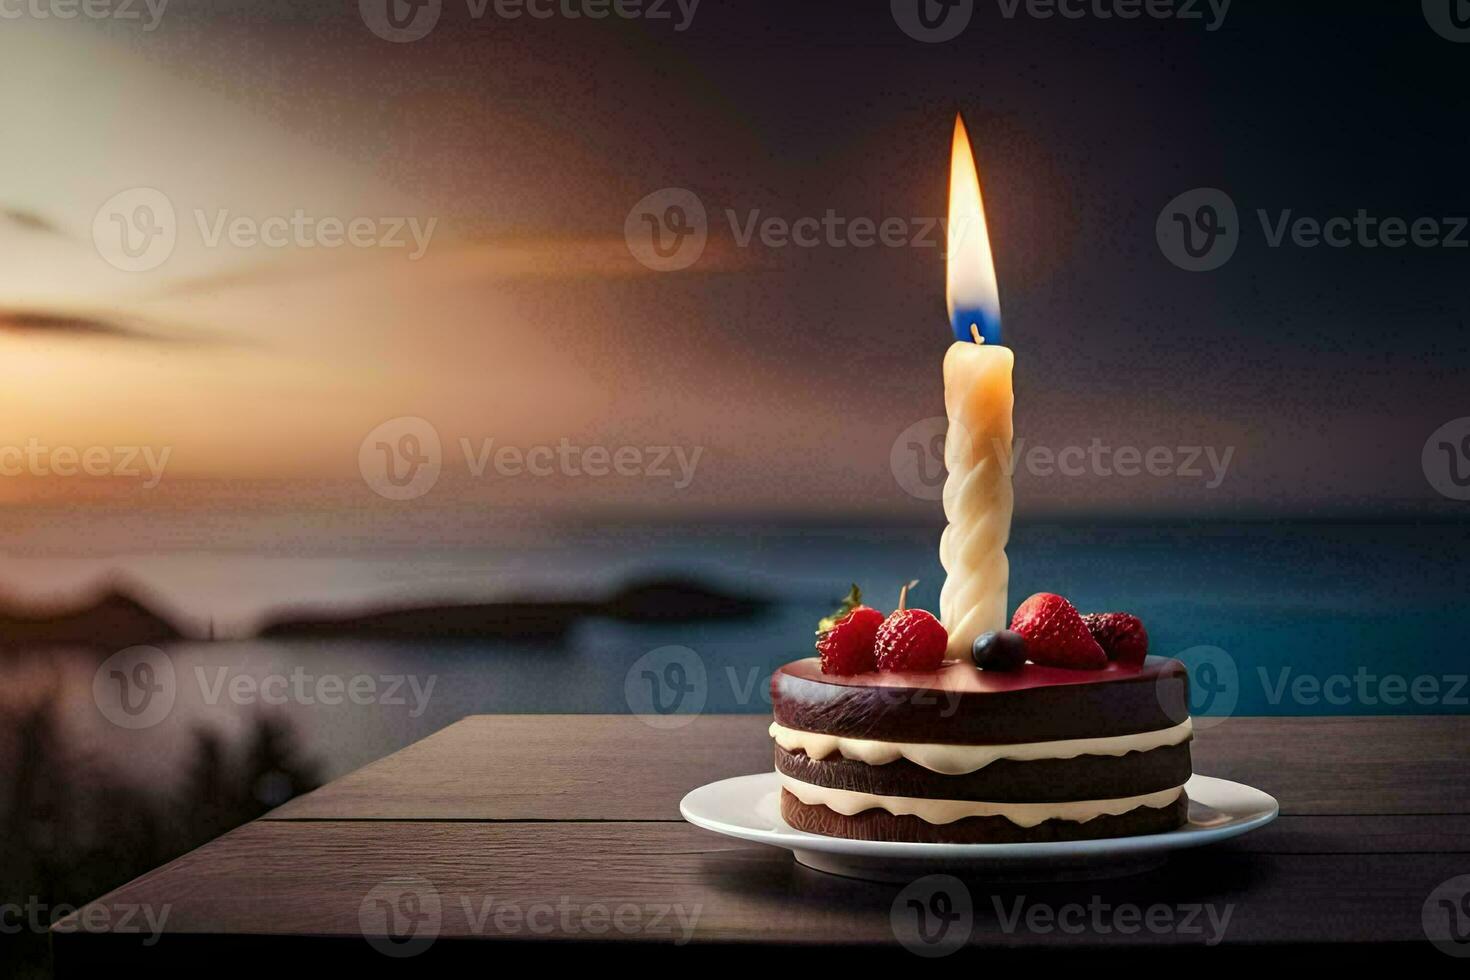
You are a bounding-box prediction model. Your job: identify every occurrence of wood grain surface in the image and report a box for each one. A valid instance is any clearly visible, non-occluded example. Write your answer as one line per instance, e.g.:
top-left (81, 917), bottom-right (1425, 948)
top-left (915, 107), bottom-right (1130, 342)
top-left (50, 715), bottom-right (1470, 969)
top-left (264, 715), bottom-right (1470, 820)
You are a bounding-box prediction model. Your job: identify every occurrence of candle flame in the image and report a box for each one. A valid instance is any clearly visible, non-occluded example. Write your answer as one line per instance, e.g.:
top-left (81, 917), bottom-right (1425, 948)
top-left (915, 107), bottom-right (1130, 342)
top-left (947, 114), bottom-right (1001, 344)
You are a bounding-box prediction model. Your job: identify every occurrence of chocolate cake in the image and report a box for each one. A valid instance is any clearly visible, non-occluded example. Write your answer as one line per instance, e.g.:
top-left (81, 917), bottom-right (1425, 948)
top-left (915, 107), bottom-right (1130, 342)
top-left (771, 655), bottom-right (1193, 843)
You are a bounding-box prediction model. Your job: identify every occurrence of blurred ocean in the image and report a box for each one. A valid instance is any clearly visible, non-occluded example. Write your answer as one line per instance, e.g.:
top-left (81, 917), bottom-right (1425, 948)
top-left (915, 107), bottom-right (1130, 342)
top-left (4, 519), bottom-right (1469, 783)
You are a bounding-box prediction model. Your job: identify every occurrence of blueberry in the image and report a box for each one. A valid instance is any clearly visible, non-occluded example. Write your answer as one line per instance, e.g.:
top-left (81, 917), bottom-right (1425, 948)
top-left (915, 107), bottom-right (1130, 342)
top-left (972, 629), bottom-right (1027, 671)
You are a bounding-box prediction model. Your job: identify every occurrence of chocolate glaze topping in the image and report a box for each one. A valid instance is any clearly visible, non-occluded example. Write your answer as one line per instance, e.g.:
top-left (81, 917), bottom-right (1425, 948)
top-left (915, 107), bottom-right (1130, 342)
top-left (772, 655), bottom-right (1190, 745)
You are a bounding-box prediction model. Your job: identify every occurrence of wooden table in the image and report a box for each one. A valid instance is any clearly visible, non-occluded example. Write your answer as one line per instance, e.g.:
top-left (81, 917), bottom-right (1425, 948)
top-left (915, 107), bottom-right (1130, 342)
top-left (51, 716), bottom-right (1470, 968)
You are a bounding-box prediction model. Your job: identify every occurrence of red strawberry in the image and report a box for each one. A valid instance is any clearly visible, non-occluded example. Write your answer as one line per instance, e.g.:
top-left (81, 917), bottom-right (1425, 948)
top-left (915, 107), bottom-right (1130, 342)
top-left (816, 585), bottom-right (884, 675)
top-left (1009, 593), bottom-right (1107, 670)
top-left (1082, 612), bottom-right (1149, 669)
top-left (875, 580), bottom-right (948, 672)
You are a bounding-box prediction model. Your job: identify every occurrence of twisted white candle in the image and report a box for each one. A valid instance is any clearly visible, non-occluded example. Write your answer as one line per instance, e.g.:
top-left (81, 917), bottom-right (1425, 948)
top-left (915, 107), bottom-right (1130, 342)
top-left (938, 338), bottom-right (1013, 659)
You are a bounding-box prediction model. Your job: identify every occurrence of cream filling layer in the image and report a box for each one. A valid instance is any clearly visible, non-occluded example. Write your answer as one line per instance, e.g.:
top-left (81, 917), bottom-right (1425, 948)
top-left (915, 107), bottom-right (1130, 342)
top-left (769, 718), bottom-right (1192, 775)
top-left (779, 774), bottom-right (1185, 828)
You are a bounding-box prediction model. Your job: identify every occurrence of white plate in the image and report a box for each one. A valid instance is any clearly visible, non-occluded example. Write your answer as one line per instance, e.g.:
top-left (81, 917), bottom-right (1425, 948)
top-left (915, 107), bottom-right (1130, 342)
top-left (680, 772), bottom-right (1277, 882)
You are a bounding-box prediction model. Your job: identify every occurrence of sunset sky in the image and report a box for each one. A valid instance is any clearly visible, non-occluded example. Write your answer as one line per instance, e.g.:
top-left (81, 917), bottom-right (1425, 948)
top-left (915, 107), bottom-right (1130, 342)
top-left (3, 6), bottom-right (1466, 523)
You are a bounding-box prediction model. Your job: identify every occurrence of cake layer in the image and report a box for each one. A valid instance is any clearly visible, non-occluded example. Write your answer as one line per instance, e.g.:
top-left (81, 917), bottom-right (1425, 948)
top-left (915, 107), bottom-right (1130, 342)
top-left (775, 741), bottom-right (1192, 803)
top-left (772, 655), bottom-right (1189, 744)
top-left (778, 774), bottom-right (1184, 826)
top-left (780, 788), bottom-right (1189, 844)
top-left (769, 718), bottom-right (1193, 773)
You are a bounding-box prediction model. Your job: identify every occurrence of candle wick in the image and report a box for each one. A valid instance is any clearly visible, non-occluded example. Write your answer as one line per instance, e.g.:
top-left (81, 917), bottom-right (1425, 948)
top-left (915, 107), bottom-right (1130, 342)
top-left (970, 323), bottom-right (985, 345)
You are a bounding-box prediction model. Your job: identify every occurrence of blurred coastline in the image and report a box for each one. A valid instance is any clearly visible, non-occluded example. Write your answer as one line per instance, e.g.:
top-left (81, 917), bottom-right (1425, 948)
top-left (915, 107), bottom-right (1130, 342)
top-left (3, 516), bottom-right (1467, 745)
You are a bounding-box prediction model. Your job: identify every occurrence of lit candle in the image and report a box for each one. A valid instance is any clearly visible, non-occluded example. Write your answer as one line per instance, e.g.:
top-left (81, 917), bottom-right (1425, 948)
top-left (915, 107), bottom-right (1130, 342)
top-left (938, 114), bottom-right (1014, 660)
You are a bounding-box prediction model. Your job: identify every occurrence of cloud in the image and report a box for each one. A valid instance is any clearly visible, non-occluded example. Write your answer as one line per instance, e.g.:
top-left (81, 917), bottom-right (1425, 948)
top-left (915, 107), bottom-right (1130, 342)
top-left (149, 235), bottom-right (747, 301)
top-left (2, 209), bottom-right (66, 237)
top-left (0, 309), bottom-right (223, 345)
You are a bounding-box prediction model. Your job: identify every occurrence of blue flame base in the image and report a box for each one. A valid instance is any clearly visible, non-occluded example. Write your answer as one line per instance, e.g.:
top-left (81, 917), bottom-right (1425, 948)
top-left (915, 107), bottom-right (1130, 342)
top-left (950, 307), bottom-right (1001, 345)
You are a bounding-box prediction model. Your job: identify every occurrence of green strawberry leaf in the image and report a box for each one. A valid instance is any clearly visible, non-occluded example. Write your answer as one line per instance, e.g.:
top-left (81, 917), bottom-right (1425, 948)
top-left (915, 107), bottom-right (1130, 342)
top-left (816, 583), bottom-right (863, 635)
